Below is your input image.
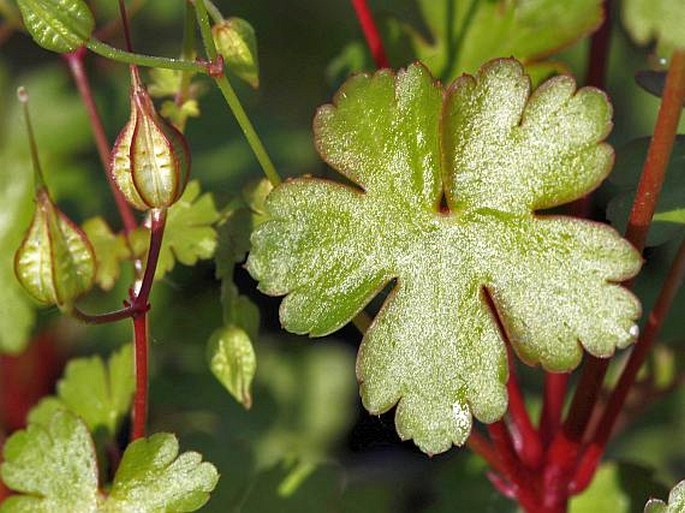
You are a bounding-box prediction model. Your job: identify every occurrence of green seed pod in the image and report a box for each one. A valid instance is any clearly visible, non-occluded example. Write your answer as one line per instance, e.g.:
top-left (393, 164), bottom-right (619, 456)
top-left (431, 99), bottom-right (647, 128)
top-left (13, 86), bottom-right (96, 309)
top-left (212, 17), bottom-right (260, 89)
top-left (15, 189), bottom-right (96, 308)
top-left (111, 73), bottom-right (191, 211)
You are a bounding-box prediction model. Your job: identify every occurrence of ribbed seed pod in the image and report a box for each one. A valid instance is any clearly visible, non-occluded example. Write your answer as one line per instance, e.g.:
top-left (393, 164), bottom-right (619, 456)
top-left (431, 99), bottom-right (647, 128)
top-left (15, 188), bottom-right (96, 308)
top-left (111, 75), bottom-right (191, 211)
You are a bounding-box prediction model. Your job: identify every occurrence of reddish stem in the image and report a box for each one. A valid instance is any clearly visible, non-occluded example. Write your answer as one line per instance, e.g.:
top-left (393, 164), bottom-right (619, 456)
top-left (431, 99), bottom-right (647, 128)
top-left (63, 49), bottom-right (138, 234)
top-left (569, 0), bottom-right (613, 218)
top-left (131, 313), bottom-right (148, 441)
top-left (625, 49), bottom-right (685, 250)
top-left (350, 0), bottom-right (390, 68)
top-left (572, 237), bottom-right (685, 494)
top-left (130, 208), bottom-right (167, 441)
top-left (466, 430), bottom-right (508, 477)
top-left (539, 372), bottom-right (569, 446)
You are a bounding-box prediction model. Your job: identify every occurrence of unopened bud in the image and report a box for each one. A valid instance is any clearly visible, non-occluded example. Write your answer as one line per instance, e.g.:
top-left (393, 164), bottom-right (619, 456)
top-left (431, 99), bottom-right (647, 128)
top-left (212, 17), bottom-right (260, 89)
top-left (111, 73), bottom-right (191, 211)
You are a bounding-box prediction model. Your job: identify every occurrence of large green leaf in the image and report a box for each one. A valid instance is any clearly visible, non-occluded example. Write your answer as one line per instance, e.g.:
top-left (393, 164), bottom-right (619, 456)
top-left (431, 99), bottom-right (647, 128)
top-left (16, 0), bottom-right (95, 53)
top-left (622, 0), bottom-right (685, 58)
top-left (399, 0), bottom-right (602, 82)
top-left (247, 60), bottom-right (642, 454)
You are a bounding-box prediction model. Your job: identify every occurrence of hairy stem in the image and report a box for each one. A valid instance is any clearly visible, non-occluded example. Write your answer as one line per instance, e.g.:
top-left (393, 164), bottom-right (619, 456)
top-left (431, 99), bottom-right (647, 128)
top-left (63, 48), bottom-right (138, 234)
top-left (193, 0), bottom-right (282, 187)
top-left (350, 0), bottom-right (389, 68)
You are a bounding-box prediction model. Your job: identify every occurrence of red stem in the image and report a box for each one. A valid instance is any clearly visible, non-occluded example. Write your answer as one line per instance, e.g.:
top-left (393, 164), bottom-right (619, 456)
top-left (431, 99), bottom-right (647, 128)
top-left (572, 237), bottom-right (685, 494)
top-left (625, 49), bottom-right (685, 250)
top-left (569, 0), bottom-right (613, 218)
top-left (539, 373), bottom-right (569, 446)
top-left (466, 430), bottom-right (507, 477)
top-left (350, 0), bottom-right (390, 68)
top-left (130, 208), bottom-right (167, 441)
top-left (63, 49), bottom-right (138, 234)
top-left (131, 313), bottom-right (148, 441)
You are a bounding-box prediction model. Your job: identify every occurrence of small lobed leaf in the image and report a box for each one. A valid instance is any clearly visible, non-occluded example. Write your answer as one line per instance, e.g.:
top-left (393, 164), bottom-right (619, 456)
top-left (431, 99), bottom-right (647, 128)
top-left (607, 136), bottom-right (685, 246)
top-left (0, 410), bottom-right (99, 513)
top-left (207, 325), bottom-right (257, 409)
top-left (154, 180), bottom-right (220, 280)
top-left (16, 0), bottom-right (95, 53)
top-left (54, 343), bottom-right (135, 438)
top-left (104, 433), bottom-right (219, 513)
top-left (82, 217), bottom-right (131, 291)
top-left (644, 479), bottom-right (685, 513)
top-left (212, 17), bottom-right (260, 89)
top-left (247, 60), bottom-right (642, 454)
top-left (622, 0), bottom-right (685, 58)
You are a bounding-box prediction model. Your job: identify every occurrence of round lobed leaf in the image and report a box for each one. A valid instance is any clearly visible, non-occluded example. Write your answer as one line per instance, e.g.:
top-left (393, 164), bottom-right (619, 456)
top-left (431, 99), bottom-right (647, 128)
top-left (247, 59), bottom-right (642, 454)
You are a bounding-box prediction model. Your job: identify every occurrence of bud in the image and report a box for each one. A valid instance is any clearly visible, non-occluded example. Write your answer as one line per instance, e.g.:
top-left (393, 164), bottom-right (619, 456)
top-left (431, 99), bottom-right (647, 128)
top-left (111, 70), bottom-right (191, 211)
top-left (207, 325), bottom-right (256, 409)
top-left (15, 189), bottom-right (96, 308)
top-left (212, 17), bottom-right (260, 89)
top-left (14, 87), bottom-right (95, 308)
top-left (16, 0), bottom-right (95, 53)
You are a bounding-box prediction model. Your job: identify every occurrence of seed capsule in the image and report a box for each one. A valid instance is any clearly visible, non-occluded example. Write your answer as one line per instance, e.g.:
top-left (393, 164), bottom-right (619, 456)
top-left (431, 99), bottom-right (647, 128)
top-left (111, 70), bottom-right (191, 211)
top-left (15, 189), bottom-right (96, 307)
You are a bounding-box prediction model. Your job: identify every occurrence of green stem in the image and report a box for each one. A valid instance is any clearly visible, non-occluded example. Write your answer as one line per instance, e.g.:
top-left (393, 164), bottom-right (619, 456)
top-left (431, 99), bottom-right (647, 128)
top-left (202, 0), bottom-right (224, 24)
top-left (17, 87), bottom-right (46, 191)
top-left (86, 38), bottom-right (208, 74)
top-left (194, 0), bottom-right (282, 186)
top-left (175, 2), bottom-right (198, 112)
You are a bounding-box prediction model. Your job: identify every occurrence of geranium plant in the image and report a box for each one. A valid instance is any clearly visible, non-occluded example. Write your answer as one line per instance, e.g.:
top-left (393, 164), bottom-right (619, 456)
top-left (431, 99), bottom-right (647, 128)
top-left (0, 1), bottom-right (684, 512)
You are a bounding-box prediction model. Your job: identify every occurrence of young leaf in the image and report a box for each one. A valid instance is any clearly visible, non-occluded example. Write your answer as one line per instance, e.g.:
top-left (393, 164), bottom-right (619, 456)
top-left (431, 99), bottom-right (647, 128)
top-left (212, 17), bottom-right (260, 89)
top-left (0, 410), bottom-right (99, 513)
top-left (105, 433), bottom-right (219, 512)
top-left (54, 343), bottom-right (134, 438)
top-left (82, 217), bottom-right (131, 291)
top-left (644, 479), bottom-right (685, 513)
top-left (396, 0), bottom-right (601, 82)
top-left (607, 136), bottom-right (685, 246)
top-left (247, 60), bottom-right (642, 454)
top-left (207, 325), bottom-right (257, 409)
top-left (16, 0), bottom-right (95, 53)
top-left (153, 180), bottom-right (220, 280)
top-left (622, 0), bottom-right (685, 58)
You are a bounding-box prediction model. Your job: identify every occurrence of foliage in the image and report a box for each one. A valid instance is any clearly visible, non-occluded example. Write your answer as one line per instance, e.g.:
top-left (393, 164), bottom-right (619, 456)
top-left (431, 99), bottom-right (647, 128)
top-left (248, 59), bottom-right (641, 454)
top-left (622, 0), bottom-right (685, 59)
top-left (644, 479), bottom-right (685, 513)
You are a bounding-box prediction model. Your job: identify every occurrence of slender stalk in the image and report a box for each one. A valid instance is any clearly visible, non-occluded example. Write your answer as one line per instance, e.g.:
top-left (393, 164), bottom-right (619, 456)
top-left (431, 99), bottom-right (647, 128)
top-left (539, 373), bottom-right (569, 446)
top-left (175, 2), bottom-right (198, 112)
top-left (131, 313), bottom-right (148, 440)
top-left (625, 49), bottom-right (685, 250)
top-left (350, 0), bottom-right (389, 68)
top-left (466, 430), bottom-right (507, 477)
top-left (202, 0), bottom-right (224, 24)
top-left (193, 0), bottom-right (282, 187)
top-left (569, 0), bottom-right (613, 219)
top-left (506, 350), bottom-right (543, 469)
top-left (86, 38), bottom-right (209, 74)
top-left (63, 49), bottom-right (138, 234)
top-left (571, 237), bottom-right (685, 494)
top-left (129, 208), bottom-right (167, 441)
top-left (70, 305), bottom-right (136, 324)
top-left (17, 87), bottom-right (46, 192)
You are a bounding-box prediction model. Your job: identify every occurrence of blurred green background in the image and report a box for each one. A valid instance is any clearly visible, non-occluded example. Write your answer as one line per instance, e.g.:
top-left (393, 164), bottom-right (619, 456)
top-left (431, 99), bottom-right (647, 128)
top-left (1, 1), bottom-right (684, 511)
